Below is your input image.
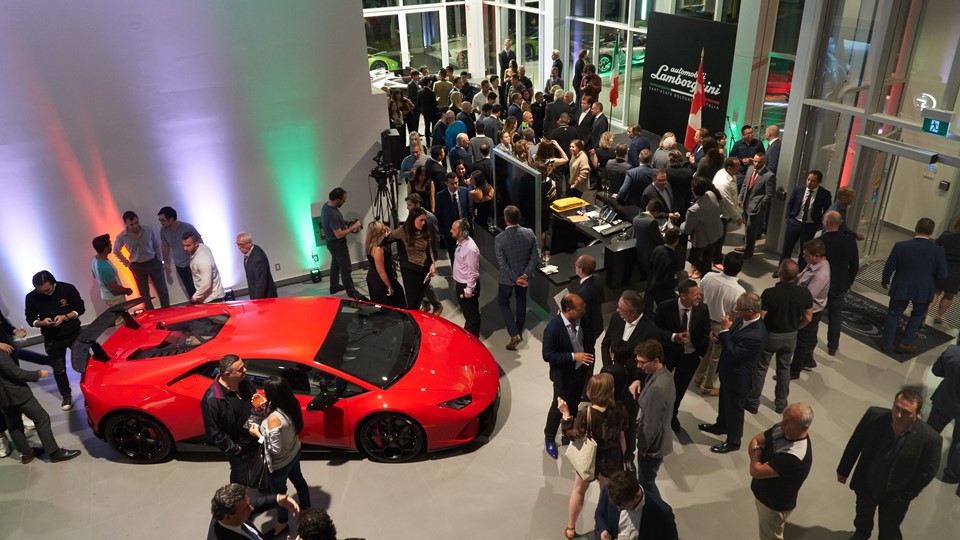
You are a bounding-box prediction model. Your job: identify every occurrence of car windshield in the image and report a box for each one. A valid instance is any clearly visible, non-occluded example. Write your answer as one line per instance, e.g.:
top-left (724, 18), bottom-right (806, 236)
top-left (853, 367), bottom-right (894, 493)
top-left (314, 301), bottom-right (419, 389)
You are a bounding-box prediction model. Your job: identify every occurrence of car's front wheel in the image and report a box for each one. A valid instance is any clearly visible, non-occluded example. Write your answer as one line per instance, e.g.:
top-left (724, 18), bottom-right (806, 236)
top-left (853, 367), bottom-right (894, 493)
top-left (598, 54), bottom-right (612, 73)
top-left (357, 413), bottom-right (424, 463)
top-left (104, 412), bottom-right (174, 463)
top-left (371, 60), bottom-right (388, 71)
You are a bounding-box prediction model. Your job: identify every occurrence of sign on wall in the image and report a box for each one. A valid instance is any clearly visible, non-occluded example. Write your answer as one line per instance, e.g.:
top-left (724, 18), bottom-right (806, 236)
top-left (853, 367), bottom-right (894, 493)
top-left (640, 13), bottom-right (737, 146)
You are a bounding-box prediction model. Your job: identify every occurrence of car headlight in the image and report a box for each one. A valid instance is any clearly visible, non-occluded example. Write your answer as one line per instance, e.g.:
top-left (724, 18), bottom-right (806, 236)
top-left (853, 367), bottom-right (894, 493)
top-left (437, 394), bottom-right (472, 410)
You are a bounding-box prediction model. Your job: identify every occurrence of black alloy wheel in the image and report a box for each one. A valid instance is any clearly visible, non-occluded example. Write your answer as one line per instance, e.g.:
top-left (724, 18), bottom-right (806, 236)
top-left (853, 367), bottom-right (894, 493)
top-left (358, 414), bottom-right (425, 463)
top-left (371, 60), bottom-right (388, 71)
top-left (104, 412), bottom-right (174, 463)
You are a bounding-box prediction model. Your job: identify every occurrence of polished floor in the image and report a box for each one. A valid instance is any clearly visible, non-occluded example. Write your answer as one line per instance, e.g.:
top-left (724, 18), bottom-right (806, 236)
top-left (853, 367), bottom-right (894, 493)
top-left (1, 233), bottom-right (958, 539)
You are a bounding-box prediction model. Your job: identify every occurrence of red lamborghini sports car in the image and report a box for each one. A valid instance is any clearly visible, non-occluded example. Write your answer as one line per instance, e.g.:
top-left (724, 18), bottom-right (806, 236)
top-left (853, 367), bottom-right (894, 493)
top-left (73, 297), bottom-right (500, 464)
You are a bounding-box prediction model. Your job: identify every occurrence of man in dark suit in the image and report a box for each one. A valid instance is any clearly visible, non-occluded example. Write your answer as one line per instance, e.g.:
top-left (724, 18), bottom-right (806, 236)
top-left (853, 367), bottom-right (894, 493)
top-left (596, 471), bottom-right (679, 540)
top-left (589, 102), bottom-right (609, 151)
top-left (406, 69), bottom-right (422, 138)
top-left (416, 78), bottom-right (438, 146)
top-left (575, 255), bottom-right (603, 355)
top-left (654, 279), bottom-right (710, 432)
top-left (829, 187), bottom-right (865, 240)
top-left (646, 228), bottom-right (681, 315)
top-left (600, 290), bottom-right (660, 368)
top-left (573, 96), bottom-right (595, 149)
top-left (208, 483), bottom-right (299, 540)
top-left (640, 170), bottom-right (680, 224)
top-left (837, 388), bottom-right (942, 540)
top-left (736, 150), bottom-right (775, 258)
top-left (542, 293), bottom-right (594, 459)
top-left (456, 102), bottom-right (476, 138)
top-left (543, 88), bottom-right (568, 136)
top-left (776, 170), bottom-right (832, 273)
top-left (632, 199), bottom-right (665, 283)
top-left (236, 233), bottom-right (277, 299)
top-left (881, 217), bottom-right (948, 353)
top-left (929, 345), bottom-right (960, 493)
top-left (699, 292), bottom-right (768, 453)
top-left (0, 348), bottom-right (81, 464)
top-left (605, 143), bottom-right (631, 194)
top-left (764, 125), bottom-right (782, 174)
top-left (617, 149), bottom-right (657, 207)
top-left (425, 145), bottom-right (448, 192)
top-left (685, 127), bottom-right (710, 169)
top-left (627, 124), bottom-right (651, 167)
top-left (435, 173), bottom-right (471, 262)
top-left (820, 210), bottom-right (859, 355)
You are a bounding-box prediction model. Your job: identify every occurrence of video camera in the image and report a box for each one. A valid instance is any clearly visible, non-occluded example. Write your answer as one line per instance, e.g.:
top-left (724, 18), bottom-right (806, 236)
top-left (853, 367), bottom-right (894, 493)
top-left (370, 151), bottom-right (397, 188)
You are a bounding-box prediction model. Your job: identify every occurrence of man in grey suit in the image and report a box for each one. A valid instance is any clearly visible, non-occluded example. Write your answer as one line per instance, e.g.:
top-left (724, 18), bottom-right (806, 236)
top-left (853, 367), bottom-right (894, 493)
top-left (681, 178), bottom-right (724, 278)
top-left (881, 217), bottom-right (948, 353)
top-left (235, 232), bottom-right (278, 299)
top-left (929, 345), bottom-right (960, 494)
top-left (736, 150), bottom-right (775, 258)
top-left (495, 205), bottom-right (539, 351)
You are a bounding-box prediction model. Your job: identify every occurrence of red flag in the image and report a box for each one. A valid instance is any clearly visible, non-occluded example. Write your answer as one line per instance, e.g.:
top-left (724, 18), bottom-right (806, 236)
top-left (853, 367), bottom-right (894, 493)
top-left (609, 33), bottom-right (620, 107)
top-left (610, 72), bottom-right (619, 107)
top-left (684, 49), bottom-right (705, 150)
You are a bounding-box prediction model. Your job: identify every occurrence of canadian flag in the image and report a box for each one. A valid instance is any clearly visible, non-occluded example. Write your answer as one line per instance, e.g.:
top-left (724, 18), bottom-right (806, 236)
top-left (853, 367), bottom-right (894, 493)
top-left (684, 50), bottom-right (705, 151)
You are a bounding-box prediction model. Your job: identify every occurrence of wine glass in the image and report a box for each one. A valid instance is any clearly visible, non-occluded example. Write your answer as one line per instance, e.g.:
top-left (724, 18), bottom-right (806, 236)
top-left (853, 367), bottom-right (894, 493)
top-left (543, 250), bottom-right (551, 266)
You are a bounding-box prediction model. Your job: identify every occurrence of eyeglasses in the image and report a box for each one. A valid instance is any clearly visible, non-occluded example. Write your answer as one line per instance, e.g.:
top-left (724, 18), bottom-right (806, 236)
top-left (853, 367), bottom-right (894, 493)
top-left (636, 356), bottom-right (652, 365)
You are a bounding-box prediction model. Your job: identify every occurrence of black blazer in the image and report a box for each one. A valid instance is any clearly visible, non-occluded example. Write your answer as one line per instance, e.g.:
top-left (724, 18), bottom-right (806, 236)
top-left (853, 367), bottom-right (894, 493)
top-left (717, 318), bottom-right (767, 380)
top-left (573, 110), bottom-right (595, 147)
top-left (434, 186), bottom-right (471, 230)
top-left (837, 407), bottom-right (942, 500)
top-left (600, 313), bottom-right (661, 368)
top-left (648, 245), bottom-right (678, 291)
top-left (0, 349), bottom-right (40, 408)
top-left (543, 100), bottom-right (569, 136)
top-left (576, 275), bottom-right (604, 347)
top-left (785, 185), bottom-right (832, 227)
top-left (543, 314), bottom-right (594, 386)
top-left (654, 299), bottom-right (711, 362)
top-left (820, 231), bottom-right (859, 295)
top-left (244, 245), bottom-right (278, 300)
top-left (590, 114), bottom-right (609, 150)
top-left (632, 213), bottom-right (664, 269)
top-left (417, 86), bottom-right (438, 120)
top-left (498, 49), bottom-right (516, 77)
top-left (207, 494), bottom-right (278, 540)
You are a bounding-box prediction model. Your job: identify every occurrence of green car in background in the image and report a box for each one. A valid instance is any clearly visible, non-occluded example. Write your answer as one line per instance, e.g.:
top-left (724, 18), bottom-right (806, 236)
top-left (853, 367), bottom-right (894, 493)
top-left (368, 46), bottom-right (400, 71)
top-left (597, 33), bottom-right (646, 74)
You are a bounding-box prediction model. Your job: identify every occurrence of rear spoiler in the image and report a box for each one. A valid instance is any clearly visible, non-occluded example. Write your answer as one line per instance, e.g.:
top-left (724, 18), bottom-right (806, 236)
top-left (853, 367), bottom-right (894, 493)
top-left (71, 297), bottom-right (147, 373)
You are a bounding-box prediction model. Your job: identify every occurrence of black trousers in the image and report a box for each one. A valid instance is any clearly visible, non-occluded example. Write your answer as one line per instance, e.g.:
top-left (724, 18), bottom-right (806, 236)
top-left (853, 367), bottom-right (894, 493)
top-left (455, 281), bottom-right (481, 337)
top-left (175, 264), bottom-right (197, 298)
top-left (42, 333), bottom-right (78, 398)
top-left (667, 352), bottom-right (700, 422)
top-left (130, 256), bottom-right (169, 309)
top-left (400, 264), bottom-right (429, 312)
top-left (853, 489), bottom-right (911, 540)
top-left (3, 394), bottom-right (61, 456)
top-left (544, 370), bottom-right (590, 440)
top-left (326, 239), bottom-right (356, 291)
top-left (780, 219), bottom-right (818, 270)
top-left (743, 211), bottom-right (764, 257)
top-left (826, 291), bottom-right (846, 351)
top-left (716, 372), bottom-right (748, 446)
top-left (792, 311), bottom-right (822, 373)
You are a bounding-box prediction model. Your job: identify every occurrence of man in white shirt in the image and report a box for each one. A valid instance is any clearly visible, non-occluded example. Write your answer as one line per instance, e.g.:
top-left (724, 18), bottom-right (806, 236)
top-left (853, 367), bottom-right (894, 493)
top-left (183, 233), bottom-right (225, 304)
top-left (712, 157), bottom-right (742, 268)
top-left (695, 253), bottom-right (746, 396)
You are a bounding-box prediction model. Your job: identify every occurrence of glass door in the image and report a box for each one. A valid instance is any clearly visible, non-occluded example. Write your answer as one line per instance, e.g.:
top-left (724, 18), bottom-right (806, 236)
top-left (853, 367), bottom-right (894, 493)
top-left (407, 10), bottom-right (443, 73)
top-left (858, 145), bottom-right (899, 260)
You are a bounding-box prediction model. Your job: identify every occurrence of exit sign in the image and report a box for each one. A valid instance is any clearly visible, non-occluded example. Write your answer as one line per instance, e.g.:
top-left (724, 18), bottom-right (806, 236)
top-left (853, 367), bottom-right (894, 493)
top-left (923, 117), bottom-right (950, 136)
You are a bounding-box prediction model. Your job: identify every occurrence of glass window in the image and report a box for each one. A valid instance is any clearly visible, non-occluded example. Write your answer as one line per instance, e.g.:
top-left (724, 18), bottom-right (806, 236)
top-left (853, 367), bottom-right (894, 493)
top-left (482, 3), bottom-right (497, 76)
top-left (771, 0), bottom-right (804, 55)
top-left (676, 0), bottom-right (714, 20)
top-left (627, 31), bottom-right (646, 127)
top-left (364, 15), bottom-right (402, 73)
top-left (760, 56), bottom-right (794, 130)
top-left (243, 359), bottom-right (365, 399)
top-left (571, 0), bottom-right (595, 18)
top-left (407, 10), bottom-right (443, 73)
top-left (601, 0), bottom-right (628, 24)
top-left (128, 314), bottom-right (229, 359)
top-left (519, 12), bottom-right (541, 92)
top-left (595, 28), bottom-right (629, 122)
top-left (797, 108), bottom-right (854, 193)
top-left (718, 0), bottom-right (740, 23)
top-left (405, 0), bottom-right (441, 4)
top-left (313, 301), bottom-right (420, 389)
top-left (446, 5), bottom-right (470, 73)
top-left (634, 0), bottom-right (654, 25)
top-left (812, 0), bottom-right (879, 104)
top-left (569, 20), bottom-right (595, 91)
top-left (363, 0), bottom-right (399, 7)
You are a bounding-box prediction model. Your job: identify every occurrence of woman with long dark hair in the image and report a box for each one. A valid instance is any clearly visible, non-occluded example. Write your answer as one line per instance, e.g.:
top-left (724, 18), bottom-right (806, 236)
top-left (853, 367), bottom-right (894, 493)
top-left (407, 165), bottom-right (435, 213)
top-left (468, 169), bottom-right (496, 227)
top-left (386, 207), bottom-right (437, 310)
top-left (248, 376), bottom-right (311, 538)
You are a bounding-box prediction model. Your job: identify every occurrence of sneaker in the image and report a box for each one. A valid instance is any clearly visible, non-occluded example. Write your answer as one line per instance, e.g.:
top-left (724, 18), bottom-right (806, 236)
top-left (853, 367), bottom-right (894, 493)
top-left (22, 415), bottom-right (35, 430)
top-left (61, 395), bottom-right (73, 411)
top-left (0, 436), bottom-right (11, 458)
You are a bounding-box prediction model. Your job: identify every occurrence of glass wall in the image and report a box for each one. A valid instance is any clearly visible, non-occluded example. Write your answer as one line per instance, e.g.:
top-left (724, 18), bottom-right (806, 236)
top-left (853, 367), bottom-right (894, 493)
top-left (408, 11), bottom-right (443, 72)
top-left (759, 0), bottom-right (805, 129)
top-left (364, 15), bottom-right (403, 72)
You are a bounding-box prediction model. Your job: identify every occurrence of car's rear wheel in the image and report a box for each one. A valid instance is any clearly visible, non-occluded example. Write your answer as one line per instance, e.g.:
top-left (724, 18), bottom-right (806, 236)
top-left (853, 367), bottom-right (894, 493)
top-left (598, 54), bottom-right (612, 73)
top-left (357, 413), bottom-right (424, 463)
top-left (371, 60), bottom-right (388, 71)
top-left (104, 412), bottom-right (174, 463)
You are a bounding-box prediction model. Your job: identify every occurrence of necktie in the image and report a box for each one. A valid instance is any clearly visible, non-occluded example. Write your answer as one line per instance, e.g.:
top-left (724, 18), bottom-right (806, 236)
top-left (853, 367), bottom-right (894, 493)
top-left (453, 191), bottom-right (461, 218)
top-left (243, 255), bottom-right (249, 266)
top-left (748, 170), bottom-right (759, 190)
top-left (800, 189), bottom-right (813, 222)
top-left (241, 523), bottom-right (263, 540)
top-left (681, 308), bottom-right (689, 332)
top-left (660, 187), bottom-right (672, 211)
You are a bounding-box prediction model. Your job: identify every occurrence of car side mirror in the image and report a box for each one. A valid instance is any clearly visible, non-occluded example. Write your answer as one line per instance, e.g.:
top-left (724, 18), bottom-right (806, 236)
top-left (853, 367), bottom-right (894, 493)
top-left (306, 390), bottom-right (338, 412)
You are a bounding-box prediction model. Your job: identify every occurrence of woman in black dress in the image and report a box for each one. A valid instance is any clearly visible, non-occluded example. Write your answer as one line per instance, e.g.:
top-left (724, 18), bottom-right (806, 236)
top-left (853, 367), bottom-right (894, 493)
top-left (467, 170), bottom-right (495, 228)
top-left (385, 208), bottom-right (437, 310)
top-left (407, 165), bottom-right (435, 213)
top-left (931, 216), bottom-right (960, 323)
top-left (590, 131), bottom-right (616, 192)
top-left (558, 373), bottom-right (626, 539)
top-left (365, 221), bottom-right (405, 309)
top-left (695, 136), bottom-right (724, 179)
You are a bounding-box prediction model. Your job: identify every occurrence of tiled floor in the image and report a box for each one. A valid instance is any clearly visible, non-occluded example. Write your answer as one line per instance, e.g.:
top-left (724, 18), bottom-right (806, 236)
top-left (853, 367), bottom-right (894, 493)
top-left (1, 233), bottom-right (958, 539)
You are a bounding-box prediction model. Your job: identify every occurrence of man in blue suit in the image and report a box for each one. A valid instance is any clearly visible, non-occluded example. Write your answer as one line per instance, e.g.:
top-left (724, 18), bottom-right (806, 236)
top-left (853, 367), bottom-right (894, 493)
top-left (929, 345), bottom-right (960, 493)
top-left (881, 218), bottom-right (948, 354)
top-left (596, 470), bottom-right (679, 540)
top-left (542, 293), bottom-right (595, 459)
top-left (776, 170), bottom-right (832, 274)
top-left (435, 172), bottom-right (471, 262)
top-left (699, 292), bottom-right (768, 453)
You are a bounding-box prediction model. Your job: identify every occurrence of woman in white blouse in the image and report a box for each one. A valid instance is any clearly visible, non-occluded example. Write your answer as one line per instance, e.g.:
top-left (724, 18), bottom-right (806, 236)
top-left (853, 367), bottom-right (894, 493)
top-left (249, 376), bottom-right (312, 538)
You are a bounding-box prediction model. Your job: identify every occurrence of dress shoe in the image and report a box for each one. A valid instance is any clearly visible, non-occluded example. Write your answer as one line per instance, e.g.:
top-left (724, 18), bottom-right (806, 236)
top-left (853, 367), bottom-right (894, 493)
top-left (700, 387), bottom-right (720, 397)
top-left (712, 263), bottom-right (724, 272)
top-left (895, 343), bottom-right (918, 354)
top-left (544, 439), bottom-right (558, 460)
top-left (942, 470), bottom-right (960, 484)
top-left (827, 348), bottom-right (837, 356)
top-left (772, 271), bottom-right (780, 279)
top-left (21, 452), bottom-right (37, 465)
top-left (505, 335), bottom-right (522, 351)
top-left (61, 395), bottom-right (73, 411)
top-left (801, 360), bottom-right (817, 372)
top-left (698, 423), bottom-right (725, 435)
top-left (745, 406), bottom-right (759, 415)
top-left (432, 304), bottom-right (444, 317)
top-left (733, 247), bottom-right (746, 253)
top-left (775, 405), bottom-right (785, 414)
top-left (328, 285), bottom-right (345, 295)
top-left (49, 449), bottom-right (81, 463)
top-left (710, 442), bottom-right (740, 454)
top-left (670, 418), bottom-right (681, 433)
top-left (420, 304), bottom-right (432, 312)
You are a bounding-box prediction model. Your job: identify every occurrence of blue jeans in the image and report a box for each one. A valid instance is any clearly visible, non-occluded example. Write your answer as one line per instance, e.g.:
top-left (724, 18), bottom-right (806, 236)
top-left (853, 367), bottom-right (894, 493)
top-left (883, 298), bottom-right (928, 348)
top-left (267, 451), bottom-right (311, 524)
top-left (497, 283), bottom-right (527, 338)
top-left (637, 456), bottom-right (663, 500)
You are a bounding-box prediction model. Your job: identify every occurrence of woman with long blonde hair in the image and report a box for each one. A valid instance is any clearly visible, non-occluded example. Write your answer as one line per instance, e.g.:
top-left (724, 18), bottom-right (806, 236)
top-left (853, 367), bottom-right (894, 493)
top-left (365, 221), bottom-right (405, 308)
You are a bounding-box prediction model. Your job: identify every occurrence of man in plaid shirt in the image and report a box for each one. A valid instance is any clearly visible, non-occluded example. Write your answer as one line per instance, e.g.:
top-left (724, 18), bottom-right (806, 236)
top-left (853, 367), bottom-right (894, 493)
top-left (495, 205), bottom-right (539, 351)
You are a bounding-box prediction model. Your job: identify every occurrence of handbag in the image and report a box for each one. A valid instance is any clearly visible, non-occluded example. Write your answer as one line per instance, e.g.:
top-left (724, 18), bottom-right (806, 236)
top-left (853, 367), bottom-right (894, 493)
top-left (242, 443), bottom-right (270, 491)
top-left (564, 407), bottom-right (598, 482)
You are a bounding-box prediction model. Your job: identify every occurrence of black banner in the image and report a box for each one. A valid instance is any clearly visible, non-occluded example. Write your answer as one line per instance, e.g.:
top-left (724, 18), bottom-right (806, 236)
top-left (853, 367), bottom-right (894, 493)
top-left (640, 13), bottom-right (737, 148)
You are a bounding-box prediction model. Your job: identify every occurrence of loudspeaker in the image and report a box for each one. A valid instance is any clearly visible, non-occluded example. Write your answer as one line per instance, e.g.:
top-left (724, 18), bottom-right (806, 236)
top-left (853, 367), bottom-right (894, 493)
top-left (381, 128), bottom-right (403, 170)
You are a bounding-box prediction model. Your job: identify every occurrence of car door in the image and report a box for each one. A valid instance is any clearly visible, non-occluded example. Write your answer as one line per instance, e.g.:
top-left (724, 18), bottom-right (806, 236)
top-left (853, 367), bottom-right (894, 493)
top-left (243, 358), bottom-right (366, 449)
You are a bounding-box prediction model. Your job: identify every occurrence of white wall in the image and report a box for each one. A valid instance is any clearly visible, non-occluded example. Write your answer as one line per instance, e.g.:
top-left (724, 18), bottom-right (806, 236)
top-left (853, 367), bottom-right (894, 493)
top-left (0, 1), bottom-right (387, 329)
